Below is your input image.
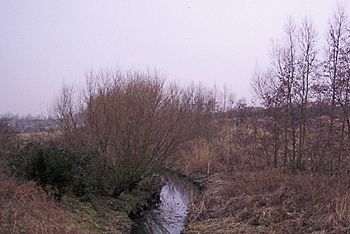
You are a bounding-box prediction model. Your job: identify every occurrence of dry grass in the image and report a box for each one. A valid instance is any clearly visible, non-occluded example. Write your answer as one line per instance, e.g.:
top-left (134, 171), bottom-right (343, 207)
top-left (0, 172), bottom-right (132, 234)
top-left (183, 140), bottom-right (217, 176)
top-left (0, 174), bottom-right (79, 233)
top-left (185, 169), bottom-right (350, 233)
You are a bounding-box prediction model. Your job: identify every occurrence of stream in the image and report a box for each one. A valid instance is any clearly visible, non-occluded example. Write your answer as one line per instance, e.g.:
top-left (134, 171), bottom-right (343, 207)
top-left (133, 174), bottom-right (199, 234)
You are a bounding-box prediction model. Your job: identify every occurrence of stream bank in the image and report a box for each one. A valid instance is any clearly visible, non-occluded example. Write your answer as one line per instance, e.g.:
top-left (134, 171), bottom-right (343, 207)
top-left (59, 170), bottom-right (202, 233)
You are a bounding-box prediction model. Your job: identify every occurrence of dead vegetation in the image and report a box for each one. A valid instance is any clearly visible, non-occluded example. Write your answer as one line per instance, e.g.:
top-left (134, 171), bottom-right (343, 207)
top-left (182, 9), bottom-right (350, 233)
top-left (0, 173), bottom-right (78, 233)
top-left (185, 169), bottom-right (350, 233)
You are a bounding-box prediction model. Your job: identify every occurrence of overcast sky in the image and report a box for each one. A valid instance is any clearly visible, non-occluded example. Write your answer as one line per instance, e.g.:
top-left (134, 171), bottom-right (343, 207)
top-left (0, 0), bottom-right (348, 115)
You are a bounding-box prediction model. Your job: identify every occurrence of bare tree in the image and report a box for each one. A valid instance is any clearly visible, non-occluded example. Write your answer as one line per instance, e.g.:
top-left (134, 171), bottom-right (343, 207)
top-left (55, 84), bottom-right (78, 134)
top-left (295, 18), bottom-right (318, 168)
top-left (252, 67), bottom-right (282, 168)
top-left (324, 7), bottom-right (350, 174)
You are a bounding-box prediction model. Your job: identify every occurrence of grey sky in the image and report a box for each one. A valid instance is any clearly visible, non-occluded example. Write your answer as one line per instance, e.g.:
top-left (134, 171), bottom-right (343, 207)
top-left (0, 0), bottom-right (347, 115)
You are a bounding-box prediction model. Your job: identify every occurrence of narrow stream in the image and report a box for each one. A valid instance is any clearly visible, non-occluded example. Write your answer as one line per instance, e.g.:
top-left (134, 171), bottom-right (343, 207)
top-left (133, 174), bottom-right (199, 234)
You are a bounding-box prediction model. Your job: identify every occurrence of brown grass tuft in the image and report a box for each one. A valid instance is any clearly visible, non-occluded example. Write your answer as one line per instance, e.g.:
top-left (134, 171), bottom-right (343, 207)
top-left (183, 140), bottom-right (216, 176)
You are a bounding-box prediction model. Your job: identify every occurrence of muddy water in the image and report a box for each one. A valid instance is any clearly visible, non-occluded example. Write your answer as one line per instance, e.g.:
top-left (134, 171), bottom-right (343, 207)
top-left (134, 175), bottom-right (199, 234)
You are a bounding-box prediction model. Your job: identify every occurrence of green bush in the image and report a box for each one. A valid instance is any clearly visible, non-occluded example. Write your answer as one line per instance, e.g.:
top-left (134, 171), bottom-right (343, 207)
top-left (18, 142), bottom-right (74, 198)
top-left (9, 140), bottom-right (121, 199)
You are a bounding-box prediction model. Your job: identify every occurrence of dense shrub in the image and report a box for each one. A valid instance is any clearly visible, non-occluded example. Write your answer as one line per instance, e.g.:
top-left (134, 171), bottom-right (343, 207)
top-left (15, 142), bottom-right (74, 198)
top-left (7, 139), bottom-right (124, 199)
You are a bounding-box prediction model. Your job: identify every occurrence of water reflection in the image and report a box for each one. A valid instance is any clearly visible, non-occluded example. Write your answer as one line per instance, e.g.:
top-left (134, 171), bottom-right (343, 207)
top-left (135, 175), bottom-right (199, 234)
